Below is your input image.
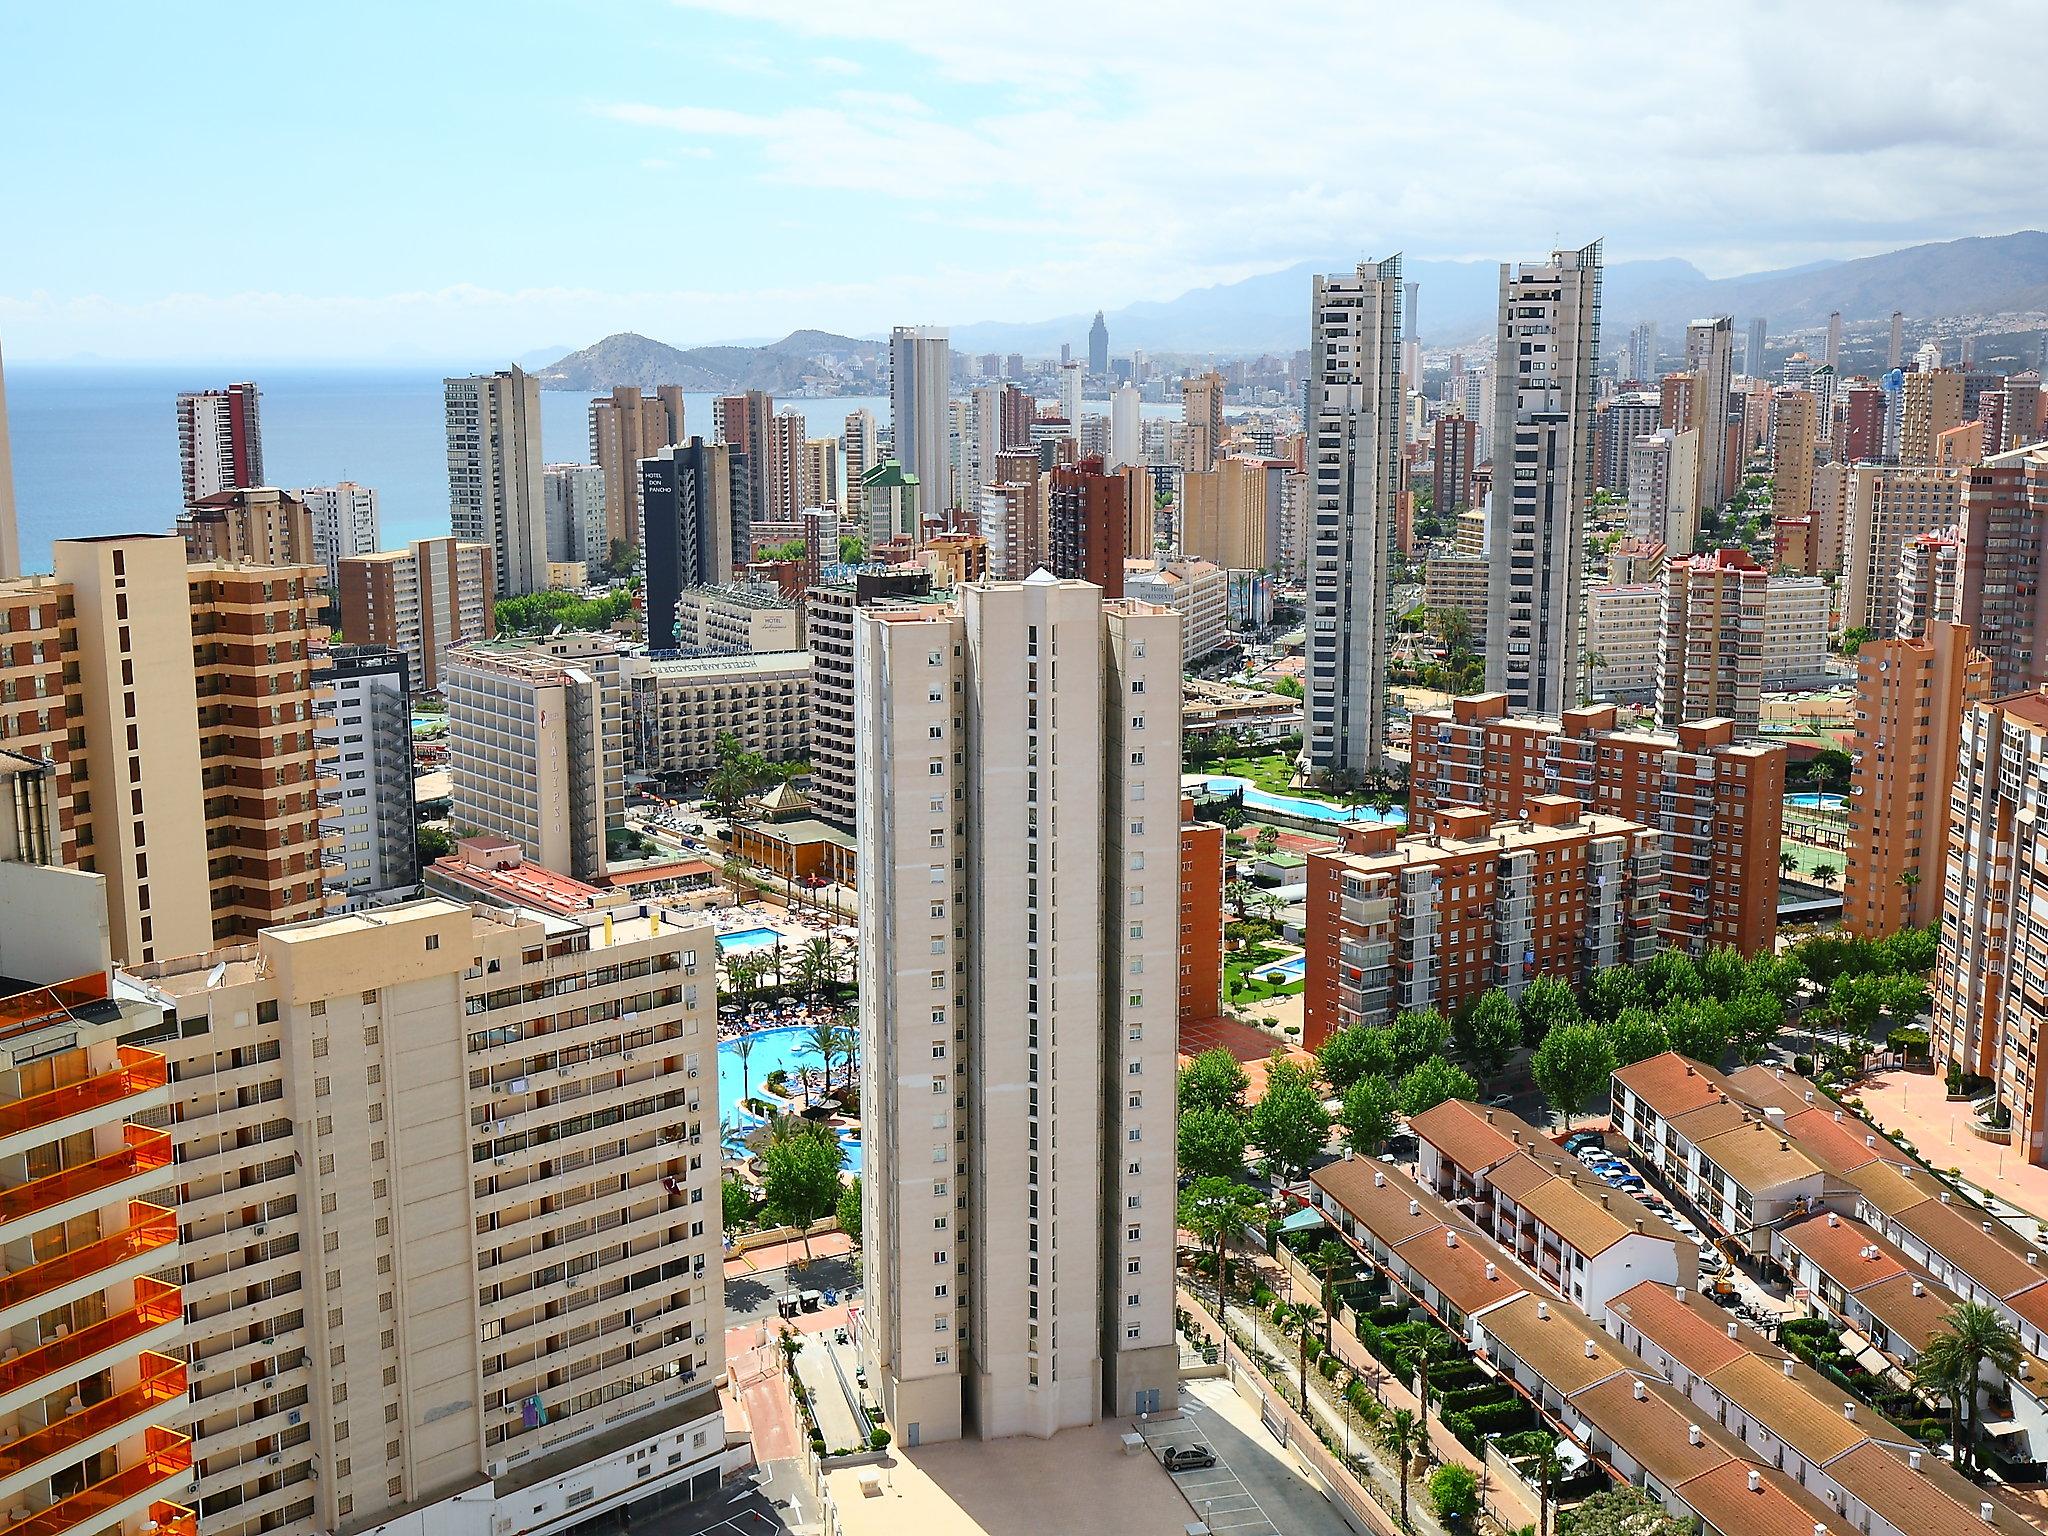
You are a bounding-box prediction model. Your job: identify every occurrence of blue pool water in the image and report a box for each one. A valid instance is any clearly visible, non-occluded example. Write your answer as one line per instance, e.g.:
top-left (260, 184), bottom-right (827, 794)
top-left (1786, 792), bottom-right (1847, 812)
top-left (718, 1025), bottom-right (863, 1173)
top-left (716, 926), bottom-right (784, 952)
top-left (1202, 776), bottom-right (1409, 826)
top-left (1257, 955), bottom-right (1307, 982)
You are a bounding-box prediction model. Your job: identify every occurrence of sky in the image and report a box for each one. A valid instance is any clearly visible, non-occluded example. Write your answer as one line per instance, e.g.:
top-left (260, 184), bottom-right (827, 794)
top-left (2, 0), bottom-right (2042, 364)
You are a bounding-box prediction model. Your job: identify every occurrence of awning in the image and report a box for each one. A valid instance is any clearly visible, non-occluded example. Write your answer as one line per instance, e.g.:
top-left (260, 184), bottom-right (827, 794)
top-left (1280, 1207), bottom-right (1329, 1234)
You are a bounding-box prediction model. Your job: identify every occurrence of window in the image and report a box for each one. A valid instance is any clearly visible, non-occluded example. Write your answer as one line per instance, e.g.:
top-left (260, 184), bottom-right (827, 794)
top-left (934, 1315), bottom-right (950, 1333)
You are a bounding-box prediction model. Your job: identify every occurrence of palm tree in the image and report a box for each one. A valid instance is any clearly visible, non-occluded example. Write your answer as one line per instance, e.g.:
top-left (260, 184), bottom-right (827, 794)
top-left (1413, 1328), bottom-right (1455, 1447)
top-left (829, 1020), bottom-right (859, 1102)
top-left (1309, 1237), bottom-right (1356, 1331)
top-left (1898, 869), bottom-right (1922, 900)
top-left (736, 1034), bottom-right (758, 1108)
top-left (1530, 1435), bottom-right (1565, 1536)
top-left (1779, 850), bottom-right (1799, 879)
top-left (1282, 1300), bottom-right (1324, 1409)
top-left (1373, 1407), bottom-right (1428, 1530)
top-left (796, 1014), bottom-right (842, 1099)
top-left (1918, 1300), bottom-right (2023, 1471)
top-left (1813, 863), bottom-right (1840, 888)
top-left (1225, 879), bottom-right (1256, 919)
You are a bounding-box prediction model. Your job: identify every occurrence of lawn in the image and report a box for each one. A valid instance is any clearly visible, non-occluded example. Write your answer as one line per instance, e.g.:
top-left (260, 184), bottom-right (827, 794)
top-left (1200, 752), bottom-right (1354, 805)
top-left (1779, 838), bottom-right (1844, 883)
top-left (1225, 944), bottom-right (1305, 1004)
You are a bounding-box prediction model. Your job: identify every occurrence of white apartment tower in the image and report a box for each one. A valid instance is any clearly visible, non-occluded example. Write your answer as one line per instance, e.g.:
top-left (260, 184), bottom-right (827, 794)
top-left (447, 367), bottom-right (548, 598)
top-left (177, 381), bottom-right (265, 505)
top-left (314, 643), bottom-right (419, 905)
top-left (1684, 316), bottom-right (1736, 512)
top-left (301, 481), bottom-right (381, 593)
top-left (856, 577), bottom-right (1181, 1446)
top-left (1059, 360), bottom-right (1084, 428)
top-left (890, 326), bottom-right (953, 517)
top-left (1110, 384), bottom-right (1142, 472)
top-left (544, 462), bottom-right (607, 566)
top-left (1305, 254), bottom-right (1404, 774)
top-left (1486, 241), bottom-right (1604, 714)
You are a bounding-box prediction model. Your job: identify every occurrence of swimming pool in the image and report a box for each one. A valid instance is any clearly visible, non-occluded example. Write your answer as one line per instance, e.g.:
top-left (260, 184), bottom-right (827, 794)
top-left (718, 1025), bottom-right (863, 1173)
top-left (1201, 776), bottom-right (1409, 826)
top-left (1785, 792), bottom-right (1847, 812)
top-left (716, 926), bottom-right (785, 953)
top-left (1257, 954), bottom-right (1307, 982)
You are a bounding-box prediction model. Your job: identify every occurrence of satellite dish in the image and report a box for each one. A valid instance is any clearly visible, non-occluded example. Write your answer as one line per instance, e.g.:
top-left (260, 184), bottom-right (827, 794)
top-left (205, 962), bottom-right (228, 989)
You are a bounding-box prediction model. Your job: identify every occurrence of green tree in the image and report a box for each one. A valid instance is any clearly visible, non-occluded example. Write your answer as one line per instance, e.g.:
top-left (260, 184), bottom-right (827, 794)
top-left (1640, 950), bottom-right (1703, 1008)
top-left (1428, 1463), bottom-right (1479, 1525)
top-left (759, 1134), bottom-right (845, 1262)
top-left (1373, 1407), bottom-right (1429, 1531)
top-left (1725, 986), bottom-right (1787, 1062)
top-left (1602, 1007), bottom-right (1672, 1067)
top-left (1917, 1300), bottom-right (2023, 1471)
top-left (1397, 1056), bottom-right (1478, 1118)
top-left (1318, 1025), bottom-right (1396, 1095)
top-left (1454, 990), bottom-right (1521, 1084)
top-left (1695, 944), bottom-right (1750, 1001)
top-left (1247, 1059), bottom-right (1333, 1183)
top-left (1530, 1023), bottom-right (1617, 1128)
top-left (1812, 862), bottom-right (1840, 888)
top-left (1280, 1299), bottom-right (1324, 1410)
top-left (1339, 1073), bottom-right (1400, 1157)
top-left (1179, 1048), bottom-right (1251, 1115)
top-left (1178, 1106), bottom-right (1249, 1181)
top-left (706, 732), bottom-right (771, 823)
top-left (1583, 964), bottom-right (1647, 1021)
top-left (1179, 1176), bottom-right (1264, 1299)
top-left (1516, 974), bottom-right (1581, 1047)
top-left (796, 1013), bottom-right (844, 1097)
top-left (1389, 1008), bottom-right (1452, 1076)
top-left (1254, 824), bottom-right (1281, 858)
top-left (835, 1175), bottom-right (863, 1242)
top-left (791, 935), bottom-right (848, 1003)
top-left (1661, 996), bottom-right (1732, 1064)
top-left (722, 1176), bottom-right (755, 1232)
top-left (415, 824), bottom-right (454, 865)
top-left (1557, 1487), bottom-right (1691, 1536)
top-left (839, 532), bottom-right (866, 564)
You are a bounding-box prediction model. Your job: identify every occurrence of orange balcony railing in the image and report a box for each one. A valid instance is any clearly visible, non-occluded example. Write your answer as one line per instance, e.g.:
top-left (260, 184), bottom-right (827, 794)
top-left (0, 1278), bottom-right (181, 1398)
top-left (146, 1502), bottom-right (197, 1536)
top-left (0, 1202), bottom-right (177, 1314)
top-left (6, 1426), bottom-right (192, 1536)
top-left (0, 973), bottom-right (110, 1044)
top-left (0, 1048), bottom-right (168, 1140)
top-left (0, 1127), bottom-right (173, 1228)
top-left (0, 1351), bottom-right (185, 1477)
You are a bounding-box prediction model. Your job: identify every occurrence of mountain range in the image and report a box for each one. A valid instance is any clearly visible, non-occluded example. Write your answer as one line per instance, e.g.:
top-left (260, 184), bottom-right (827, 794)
top-left (538, 231), bottom-right (2048, 389)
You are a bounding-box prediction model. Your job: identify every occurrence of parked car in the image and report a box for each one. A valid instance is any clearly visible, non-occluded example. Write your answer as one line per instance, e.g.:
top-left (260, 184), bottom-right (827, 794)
top-left (1163, 1446), bottom-right (1217, 1472)
top-left (1564, 1131), bottom-right (1606, 1153)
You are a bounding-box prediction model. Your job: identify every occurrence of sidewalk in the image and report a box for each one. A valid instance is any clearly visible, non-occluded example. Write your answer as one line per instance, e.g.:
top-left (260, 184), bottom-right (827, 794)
top-left (723, 1228), bottom-right (854, 1278)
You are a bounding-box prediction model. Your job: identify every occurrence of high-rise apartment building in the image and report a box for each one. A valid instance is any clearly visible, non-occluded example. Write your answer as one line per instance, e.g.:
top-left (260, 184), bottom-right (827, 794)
top-left (1432, 413), bottom-right (1477, 515)
top-left (1306, 255), bottom-right (1404, 774)
top-left (1584, 583), bottom-right (1660, 699)
top-left (1824, 311), bottom-right (1843, 371)
top-left (1745, 316), bottom-right (1767, 377)
top-left (1058, 361), bottom-right (1084, 431)
top-left (800, 437), bottom-right (842, 513)
top-left (1894, 527), bottom-right (1959, 641)
top-left (177, 382), bottom-right (265, 505)
top-left (855, 577), bottom-right (1181, 1443)
top-left (339, 537), bottom-right (495, 693)
top-left (0, 336), bottom-right (19, 580)
top-left (0, 536), bottom-right (331, 963)
top-left (1595, 391), bottom-right (1660, 493)
top-left (1626, 322), bottom-right (1658, 385)
top-left (445, 634), bottom-right (625, 881)
top-left (1110, 384), bottom-right (1142, 472)
top-left (177, 487), bottom-right (314, 569)
top-left (1088, 311), bottom-right (1109, 373)
top-left (1889, 311), bottom-right (1905, 370)
top-left (804, 568), bottom-right (933, 830)
top-left (1305, 797), bottom-right (1661, 1047)
top-left (1486, 242), bottom-right (1604, 715)
top-left (299, 482), bottom-right (380, 594)
top-left (860, 460), bottom-right (920, 549)
top-left (710, 390), bottom-right (774, 535)
top-left (1181, 458), bottom-right (1284, 574)
top-left (1841, 466), bottom-right (1963, 631)
top-left (890, 326), bottom-right (952, 516)
top-left (1844, 621), bottom-right (1989, 937)
top-left (1684, 317), bottom-right (1736, 513)
top-left (1900, 368), bottom-right (1965, 466)
top-left (588, 384), bottom-right (685, 548)
top-left (1410, 695), bottom-right (1784, 956)
top-left (640, 439), bottom-right (747, 651)
top-left (1180, 371), bottom-right (1224, 473)
top-left (124, 894), bottom-right (725, 1536)
top-left (1769, 390), bottom-right (1819, 518)
top-left (1958, 444), bottom-right (2048, 696)
top-left (0, 862), bottom-right (192, 1536)
top-left (1658, 549), bottom-right (1766, 735)
top-left (542, 462), bottom-right (606, 567)
top-left (313, 643), bottom-right (419, 906)
top-left (1761, 575), bottom-right (1831, 689)
top-left (1046, 456), bottom-right (1125, 596)
top-left (1624, 428), bottom-right (1700, 552)
top-left (843, 408), bottom-right (878, 524)
top-left (446, 368), bottom-right (547, 598)
top-left (1932, 689), bottom-right (2048, 1161)
top-left (979, 475), bottom-right (1040, 582)
top-left (764, 409), bottom-right (807, 524)
top-left (1837, 378), bottom-right (1886, 464)
top-left (1178, 796), bottom-right (1225, 1027)
top-left (1123, 557), bottom-right (1227, 665)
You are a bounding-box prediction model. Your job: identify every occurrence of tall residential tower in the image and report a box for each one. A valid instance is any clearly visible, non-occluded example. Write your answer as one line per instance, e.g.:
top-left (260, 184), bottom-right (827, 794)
top-left (446, 367), bottom-right (547, 597)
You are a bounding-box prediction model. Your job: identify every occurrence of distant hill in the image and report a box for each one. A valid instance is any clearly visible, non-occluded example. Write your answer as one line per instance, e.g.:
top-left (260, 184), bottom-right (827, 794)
top-left (950, 231), bottom-right (2048, 355)
top-left (537, 329), bottom-right (884, 393)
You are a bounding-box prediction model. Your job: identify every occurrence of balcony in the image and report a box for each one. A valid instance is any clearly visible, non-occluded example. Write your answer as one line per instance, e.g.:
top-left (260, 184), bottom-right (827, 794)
top-left (0, 1352), bottom-right (185, 1487)
top-left (0, 1280), bottom-right (181, 1414)
top-left (0, 1127), bottom-right (173, 1242)
top-left (5, 1426), bottom-right (192, 1536)
top-left (0, 1049), bottom-right (170, 1160)
top-left (0, 1203), bottom-right (178, 1325)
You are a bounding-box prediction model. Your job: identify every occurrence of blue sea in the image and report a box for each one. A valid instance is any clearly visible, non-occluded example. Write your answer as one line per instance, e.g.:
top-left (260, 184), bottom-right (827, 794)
top-left (3, 366), bottom-right (893, 573)
top-left (7, 365), bottom-right (1186, 574)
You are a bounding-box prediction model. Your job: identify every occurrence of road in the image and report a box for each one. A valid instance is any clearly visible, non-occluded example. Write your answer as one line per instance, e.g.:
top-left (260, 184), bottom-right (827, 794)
top-left (1138, 1378), bottom-right (1355, 1536)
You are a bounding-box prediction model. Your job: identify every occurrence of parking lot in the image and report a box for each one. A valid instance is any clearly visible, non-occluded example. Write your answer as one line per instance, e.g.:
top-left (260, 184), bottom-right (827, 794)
top-left (1135, 1379), bottom-right (1352, 1536)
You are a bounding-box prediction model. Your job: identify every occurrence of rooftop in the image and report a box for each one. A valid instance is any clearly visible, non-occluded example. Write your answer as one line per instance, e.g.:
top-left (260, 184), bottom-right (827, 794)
top-left (624, 650), bottom-right (810, 679)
